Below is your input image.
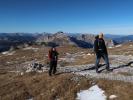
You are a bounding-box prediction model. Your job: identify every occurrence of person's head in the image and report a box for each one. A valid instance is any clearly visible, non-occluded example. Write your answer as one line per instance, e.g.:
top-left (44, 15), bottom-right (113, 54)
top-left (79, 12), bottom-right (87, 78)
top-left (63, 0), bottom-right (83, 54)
top-left (95, 35), bottom-right (99, 39)
top-left (99, 33), bottom-right (104, 39)
top-left (51, 47), bottom-right (56, 51)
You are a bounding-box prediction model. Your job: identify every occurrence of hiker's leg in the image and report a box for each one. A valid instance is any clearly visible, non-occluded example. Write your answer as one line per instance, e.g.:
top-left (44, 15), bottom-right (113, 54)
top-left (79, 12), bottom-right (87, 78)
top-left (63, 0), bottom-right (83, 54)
top-left (53, 61), bottom-right (57, 74)
top-left (49, 61), bottom-right (53, 76)
top-left (95, 54), bottom-right (101, 72)
top-left (103, 53), bottom-right (110, 70)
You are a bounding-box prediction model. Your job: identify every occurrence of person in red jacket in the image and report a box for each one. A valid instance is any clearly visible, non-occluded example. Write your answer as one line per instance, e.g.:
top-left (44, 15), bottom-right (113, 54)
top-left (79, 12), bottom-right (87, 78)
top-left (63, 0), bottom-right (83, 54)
top-left (48, 47), bottom-right (59, 76)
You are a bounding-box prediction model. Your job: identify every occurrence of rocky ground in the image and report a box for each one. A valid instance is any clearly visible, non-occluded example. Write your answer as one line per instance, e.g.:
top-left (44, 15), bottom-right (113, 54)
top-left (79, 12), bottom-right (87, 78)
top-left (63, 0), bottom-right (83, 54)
top-left (22, 54), bottom-right (133, 83)
top-left (0, 44), bottom-right (133, 100)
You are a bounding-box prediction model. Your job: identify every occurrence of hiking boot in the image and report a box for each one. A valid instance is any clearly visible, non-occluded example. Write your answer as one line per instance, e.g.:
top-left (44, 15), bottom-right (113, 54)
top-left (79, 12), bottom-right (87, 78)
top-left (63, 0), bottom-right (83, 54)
top-left (96, 70), bottom-right (100, 73)
top-left (53, 71), bottom-right (56, 75)
top-left (106, 69), bottom-right (113, 72)
top-left (49, 73), bottom-right (52, 76)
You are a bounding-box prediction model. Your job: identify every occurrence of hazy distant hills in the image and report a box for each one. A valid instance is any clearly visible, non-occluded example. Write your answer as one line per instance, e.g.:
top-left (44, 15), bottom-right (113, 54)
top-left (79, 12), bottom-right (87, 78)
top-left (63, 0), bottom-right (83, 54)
top-left (0, 33), bottom-right (37, 52)
top-left (104, 34), bottom-right (123, 39)
top-left (0, 32), bottom-right (133, 52)
top-left (0, 33), bottom-right (36, 42)
top-left (113, 35), bottom-right (133, 43)
top-left (105, 34), bottom-right (133, 43)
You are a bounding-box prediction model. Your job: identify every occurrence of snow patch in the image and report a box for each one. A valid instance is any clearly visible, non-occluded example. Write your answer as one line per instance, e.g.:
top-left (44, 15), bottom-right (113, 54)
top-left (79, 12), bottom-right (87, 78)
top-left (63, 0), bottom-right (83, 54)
top-left (23, 47), bottom-right (39, 51)
top-left (76, 85), bottom-right (106, 100)
top-left (108, 46), bottom-right (114, 49)
top-left (2, 51), bottom-right (15, 55)
top-left (115, 45), bottom-right (122, 48)
top-left (109, 95), bottom-right (117, 99)
top-left (26, 98), bottom-right (33, 100)
top-left (6, 61), bottom-right (11, 64)
top-left (87, 53), bottom-right (91, 56)
top-left (2, 51), bottom-right (9, 55)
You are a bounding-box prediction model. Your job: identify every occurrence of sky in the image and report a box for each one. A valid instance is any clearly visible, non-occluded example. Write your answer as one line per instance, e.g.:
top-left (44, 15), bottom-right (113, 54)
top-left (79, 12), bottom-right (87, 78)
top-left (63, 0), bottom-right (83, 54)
top-left (0, 0), bottom-right (133, 35)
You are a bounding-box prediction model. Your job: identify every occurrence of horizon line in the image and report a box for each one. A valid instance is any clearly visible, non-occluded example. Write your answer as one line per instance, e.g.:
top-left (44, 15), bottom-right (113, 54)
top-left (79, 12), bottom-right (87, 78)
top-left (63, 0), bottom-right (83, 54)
top-left (0, 31), bottom-right (130, 35)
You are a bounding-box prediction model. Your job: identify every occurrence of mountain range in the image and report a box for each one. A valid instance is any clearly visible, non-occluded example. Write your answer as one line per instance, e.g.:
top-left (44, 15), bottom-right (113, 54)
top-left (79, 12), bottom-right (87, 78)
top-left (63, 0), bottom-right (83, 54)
top-left (0, 32), bottom-right (133, 52)
top-left (105, 34), bottom-right (133, 43)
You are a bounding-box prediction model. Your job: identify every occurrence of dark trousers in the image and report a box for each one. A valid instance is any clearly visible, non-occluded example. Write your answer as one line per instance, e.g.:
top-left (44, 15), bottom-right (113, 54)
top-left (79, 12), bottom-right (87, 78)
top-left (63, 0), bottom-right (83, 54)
top-left (49, 61), bottom-right (57, 75)
top-left (95, 52), bottom-right (110, 72)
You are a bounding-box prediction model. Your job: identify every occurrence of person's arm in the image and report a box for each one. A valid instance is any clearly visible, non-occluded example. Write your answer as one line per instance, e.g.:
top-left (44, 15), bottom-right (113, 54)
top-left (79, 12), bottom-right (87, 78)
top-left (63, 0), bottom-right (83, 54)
top-left (94, 40), bottom-right (98, 53)
top-left (48, 51), bottom-right (52, 61)
top-left (56, 52), bottom-right (59, 61)
top-left (103, 40), bottom-right (108, 54)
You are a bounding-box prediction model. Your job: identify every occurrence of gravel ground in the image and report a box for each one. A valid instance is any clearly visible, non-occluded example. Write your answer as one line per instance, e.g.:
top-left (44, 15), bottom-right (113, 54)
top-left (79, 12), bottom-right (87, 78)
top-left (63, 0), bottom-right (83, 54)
top-left (15, 55), bottom-right (133, 83)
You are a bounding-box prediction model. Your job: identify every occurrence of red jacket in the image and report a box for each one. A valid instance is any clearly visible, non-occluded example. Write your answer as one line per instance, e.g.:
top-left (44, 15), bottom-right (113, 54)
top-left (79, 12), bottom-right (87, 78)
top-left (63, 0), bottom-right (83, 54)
top-left (48, 50), bottom-right (58, 61)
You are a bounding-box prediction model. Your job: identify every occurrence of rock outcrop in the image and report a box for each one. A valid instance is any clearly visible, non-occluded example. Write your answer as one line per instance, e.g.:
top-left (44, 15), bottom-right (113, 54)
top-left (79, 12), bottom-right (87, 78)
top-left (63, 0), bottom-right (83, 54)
top-left (36, 32), bottom-right (116, 48)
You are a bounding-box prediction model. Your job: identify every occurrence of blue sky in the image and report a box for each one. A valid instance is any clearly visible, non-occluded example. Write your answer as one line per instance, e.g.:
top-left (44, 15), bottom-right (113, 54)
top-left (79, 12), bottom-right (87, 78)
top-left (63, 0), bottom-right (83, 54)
top-left (0, 0), bottom-right (133, 34)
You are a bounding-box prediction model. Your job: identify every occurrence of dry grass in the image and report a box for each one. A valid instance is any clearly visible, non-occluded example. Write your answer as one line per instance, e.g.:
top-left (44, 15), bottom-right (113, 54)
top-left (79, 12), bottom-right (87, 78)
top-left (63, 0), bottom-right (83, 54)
top-left (0, 72), bottom-right (133, 100)
top-left (0, 44), bottom-right (133, 100)
top-left (108, 42), bottom-right (133, 55)
top-left (0, 46), bottom-right (94, 70)
top-left (0, 72), bottom-right (91, 100)
top-left (117, 72), bottom-right (133, 76)
top-left (71, 55), bottom-right (95, 65)
top-left (97, 79), bottom-right (133, 100)
top-left (2, 43), bottom-right (133, 70)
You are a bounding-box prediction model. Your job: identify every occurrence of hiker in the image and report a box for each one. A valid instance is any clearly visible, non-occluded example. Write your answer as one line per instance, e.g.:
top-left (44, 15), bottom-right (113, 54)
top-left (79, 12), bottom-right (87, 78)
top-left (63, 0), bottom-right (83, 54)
top-left (48, 47), bottom-right (59, 76)
top-left (94, 33), bottom-right (111, 73)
